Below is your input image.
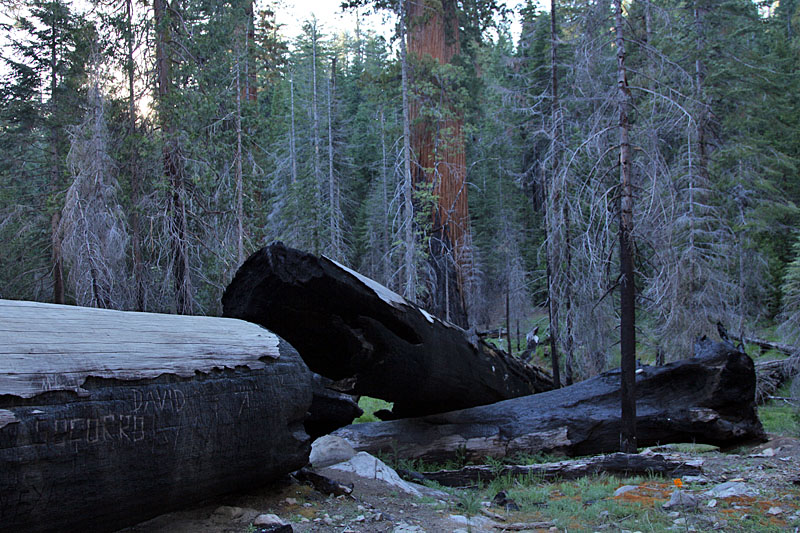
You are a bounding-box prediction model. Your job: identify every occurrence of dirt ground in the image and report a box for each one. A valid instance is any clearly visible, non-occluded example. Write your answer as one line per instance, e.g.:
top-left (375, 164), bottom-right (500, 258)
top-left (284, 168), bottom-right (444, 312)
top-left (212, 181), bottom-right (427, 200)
top-left (121, 435), bottom-right (800, 533)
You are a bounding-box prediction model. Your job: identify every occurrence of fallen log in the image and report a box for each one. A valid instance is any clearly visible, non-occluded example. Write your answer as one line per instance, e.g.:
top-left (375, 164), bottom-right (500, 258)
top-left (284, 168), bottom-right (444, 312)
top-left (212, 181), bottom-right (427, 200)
top-left (222, 243), bottom-right (553, 418)
top-left (306, 374), bottom-right (363, 440)
top-left (403, 453), bottom-right (702, 488)
top-left (0, 299), bottom-right (312, 533)
top-left (333, 341), bottom-right (765, 462)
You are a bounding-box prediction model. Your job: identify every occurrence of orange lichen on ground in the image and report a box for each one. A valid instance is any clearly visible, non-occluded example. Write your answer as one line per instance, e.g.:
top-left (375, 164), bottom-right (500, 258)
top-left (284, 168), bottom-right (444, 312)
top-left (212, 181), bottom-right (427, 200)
top-left (612, 483), bottom-right (673, 507)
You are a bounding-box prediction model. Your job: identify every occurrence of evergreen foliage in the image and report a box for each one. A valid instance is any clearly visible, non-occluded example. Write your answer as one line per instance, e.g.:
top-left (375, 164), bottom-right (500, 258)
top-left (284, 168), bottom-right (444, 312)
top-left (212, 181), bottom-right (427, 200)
top-left (0, 0), bottom-right (798, 373)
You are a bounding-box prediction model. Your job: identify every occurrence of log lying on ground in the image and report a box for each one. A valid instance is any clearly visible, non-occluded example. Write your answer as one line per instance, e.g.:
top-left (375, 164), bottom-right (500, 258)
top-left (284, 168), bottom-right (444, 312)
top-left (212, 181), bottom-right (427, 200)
top-left (0, 299), bottom-right (312, 533)
top-left (401, 453), bottom-right (703, 488)
top-left (222, 243), bottom-right (553, 418)
top-left (333, 341), bottom-right (765, 462)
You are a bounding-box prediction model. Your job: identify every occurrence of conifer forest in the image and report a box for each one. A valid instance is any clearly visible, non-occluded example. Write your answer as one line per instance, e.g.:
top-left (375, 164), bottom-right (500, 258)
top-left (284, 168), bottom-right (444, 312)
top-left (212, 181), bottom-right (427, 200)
top-left (2, 0), bottom-right (800, 382)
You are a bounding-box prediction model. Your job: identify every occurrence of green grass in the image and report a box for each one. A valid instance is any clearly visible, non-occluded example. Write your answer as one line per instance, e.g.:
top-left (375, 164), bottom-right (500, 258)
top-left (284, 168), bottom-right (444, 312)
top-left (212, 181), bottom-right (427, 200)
top-left (353, 396), bottom-right (393, 423)
top-left (758, 381), bottom-right (799, 436)
top-left (759, 402), bottom-right (799, 435)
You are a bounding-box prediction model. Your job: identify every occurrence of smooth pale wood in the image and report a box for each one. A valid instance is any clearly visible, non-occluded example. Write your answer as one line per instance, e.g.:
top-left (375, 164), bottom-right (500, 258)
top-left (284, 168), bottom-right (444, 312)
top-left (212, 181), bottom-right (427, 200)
top-left (223, 243), bottom-right (553, 419)
top-left (0, 299), bottom-right (280, 399)
top-left (0, 299), bottom-right (312, 533)
top-left (333, 342), bottom-right (766, 462)
top-left (403, 453), bottom-right (703, 488)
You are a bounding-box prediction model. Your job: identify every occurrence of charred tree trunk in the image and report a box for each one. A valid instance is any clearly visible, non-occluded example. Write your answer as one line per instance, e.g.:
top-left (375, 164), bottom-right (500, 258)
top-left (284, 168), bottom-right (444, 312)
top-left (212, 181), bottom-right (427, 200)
top-left (0, 299), bottom-right (311, 533)
top-left (615, 0), bottom-right (637, 454)
top-left (222, 243), bottom-right (553, 419)
top-left (333, 342), bottom-right (765, 462)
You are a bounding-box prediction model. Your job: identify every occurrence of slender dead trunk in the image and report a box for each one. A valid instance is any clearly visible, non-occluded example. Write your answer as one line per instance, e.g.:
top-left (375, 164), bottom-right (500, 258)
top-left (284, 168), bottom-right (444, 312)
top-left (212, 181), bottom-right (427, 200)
top-left (400, 0), bottom-right (415, 303)
top-left (615, 0), bottom-right (637, 453)
top-left (327, 57), bottom-right (340, 259)
top-left (49, 8), bottom-right (64, 305)
top-left (380, 107), bottom-right (390, 284)
top-left (289, 72), bottom-right (297, 185)
top-left (155, 0), bottom-right (190, 314)
top-left (127, 0), bottom-right (144, 310)
top-left (235, 35), bottom-right (244, 265)
top-left (311, 20), bottom-right (322, 254)
top-left (544, 0), bottom-right (561, 388)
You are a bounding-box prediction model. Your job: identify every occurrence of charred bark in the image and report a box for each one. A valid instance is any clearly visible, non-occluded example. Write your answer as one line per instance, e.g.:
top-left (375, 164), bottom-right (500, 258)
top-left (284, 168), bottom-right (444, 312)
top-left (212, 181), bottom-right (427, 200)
top-left (0, 299), bottom-right (312, 533)
top-left (306, 374), bottom-right (362, 440)
top-left (333, 342), bottom-right (765, 462)
top-left (222, 243), bottom-right (553, 419)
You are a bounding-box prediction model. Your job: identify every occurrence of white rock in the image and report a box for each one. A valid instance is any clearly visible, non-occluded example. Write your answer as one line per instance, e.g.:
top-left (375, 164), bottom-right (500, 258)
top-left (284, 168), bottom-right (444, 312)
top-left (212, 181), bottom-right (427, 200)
top-left (704, 481), bottom-right (757, 498)
top-left (284, 497), bottom-right (298, 505)
top-left (663, 490), bottom-right (699, 509)
top-left (329, 452), bottom-right (422, 496)
top-left (253, 513), bottom-right (287, 527)
top-left (682, 475), bottom-right (709, 485)
top-left (614, 485), bottom-right (639, 497)
top-left (309, 435), bottom-right (356, 468)
top-left (673, 518), bottom-right (686, 525)
top-left (213, 505), bottom-right (244, 519)
top-left (767, 506), bottom-right (783, 515)
top-left (392, 521), bottom-right (426, 532)
top-left (707, 499), bottom-right (717, 508)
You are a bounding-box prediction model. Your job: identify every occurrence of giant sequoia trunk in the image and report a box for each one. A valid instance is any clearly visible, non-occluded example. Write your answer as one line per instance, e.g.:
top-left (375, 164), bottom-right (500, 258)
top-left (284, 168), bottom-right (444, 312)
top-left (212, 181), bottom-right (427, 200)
top-left (0, 299), bottom-right (312, 533)
top-left (407, 0), bottom-right (470, 325)
top-left (222, 243), bottom-right (553, 419)
top-left (333, 342), bottom-right (765, 462)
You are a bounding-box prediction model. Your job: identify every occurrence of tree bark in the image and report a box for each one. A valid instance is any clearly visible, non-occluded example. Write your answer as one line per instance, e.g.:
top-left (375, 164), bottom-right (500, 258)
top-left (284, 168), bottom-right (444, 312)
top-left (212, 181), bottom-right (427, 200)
top-left (222, 243), bottom-right (553, 419)
top-left (0, 299), bottom-right (311, 533)
top-left (407, 0), bottom-right (470, 325)
top-left (405, 453), bottom-right (703, 488)
top-left (332, 342), bottom-right (765, 462)
top-left (615, 0), bottom-right (637, 454)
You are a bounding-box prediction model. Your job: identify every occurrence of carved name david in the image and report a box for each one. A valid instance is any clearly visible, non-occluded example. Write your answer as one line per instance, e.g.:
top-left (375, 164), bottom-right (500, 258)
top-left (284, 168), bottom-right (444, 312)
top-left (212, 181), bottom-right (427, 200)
top-left (0, 299), bottom-right (313, 533)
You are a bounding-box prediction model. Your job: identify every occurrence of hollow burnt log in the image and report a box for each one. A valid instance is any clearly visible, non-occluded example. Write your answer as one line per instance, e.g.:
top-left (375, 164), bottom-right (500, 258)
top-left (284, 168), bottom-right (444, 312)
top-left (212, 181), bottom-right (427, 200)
top-left (222, 243), bottom-right (553, 418)
top-left (333, 342), bottom-right (766, 462)
top-left (0, 299), bottom-right (312, 533)
top-left (306, 373), bottom-right (363, 440)
top-left (402, 453), bottom-right (703, 488)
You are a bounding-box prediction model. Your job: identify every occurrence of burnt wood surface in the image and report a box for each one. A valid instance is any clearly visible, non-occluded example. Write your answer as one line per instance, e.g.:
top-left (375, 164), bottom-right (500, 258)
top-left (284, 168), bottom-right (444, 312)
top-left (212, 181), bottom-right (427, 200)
top-left (306, 374), bottom-right (363, 440)
top-left (333, 342), bottom-right (765, 462)
top-left (222, 243), bottom-right (553, 418)
top-left (0, 299), bottom-right (312, 533)
top-left (401, 453), bottom-right (702, 488)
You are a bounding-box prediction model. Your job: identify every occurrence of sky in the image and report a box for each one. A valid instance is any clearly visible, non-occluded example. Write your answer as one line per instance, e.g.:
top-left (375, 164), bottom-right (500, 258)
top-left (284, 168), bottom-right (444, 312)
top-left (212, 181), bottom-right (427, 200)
top-left (273, 0), bottom-right (396, 41)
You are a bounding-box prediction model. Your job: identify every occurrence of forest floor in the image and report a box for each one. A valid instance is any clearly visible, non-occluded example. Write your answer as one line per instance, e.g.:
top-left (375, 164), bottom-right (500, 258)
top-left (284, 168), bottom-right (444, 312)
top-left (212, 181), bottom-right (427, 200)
top-left (122, 434), bottom-right (800, 533)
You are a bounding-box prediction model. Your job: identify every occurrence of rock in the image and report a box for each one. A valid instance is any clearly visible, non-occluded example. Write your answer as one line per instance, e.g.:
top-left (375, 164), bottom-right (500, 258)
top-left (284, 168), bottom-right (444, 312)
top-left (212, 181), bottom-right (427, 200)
top-left (704, 481), bottom-right (757, 498)
top-left (663, 490), bottom-right (699, 510)
top-left (673, 518), bottom-right (686, 525)
top-left (329, 452), bottom-right (422, 496)
top-left (767, 506), bottom-right (783, 515)
top-left (749, 447), bottom-right (775, 458)
top-left (614, 485), bottom-right (640, 497)
top-left (214, 505), bottom-right (244, 519)
top-left (310, 435), bottom-right (357, 468)
top-left (492, 490), bottom-right (520, 511)
top-left (284, 497), bottom-right (298, 505)
top-left (707, 499), bottom-right (717, 508)
top-left (667, 512), bottom-right (680, 518)
top-left (392, 522), bottom-right (426, 532)
top-left (253, 514), bottom-right (291, 531)
top-left (682, 475), bottom-right (709, 485)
